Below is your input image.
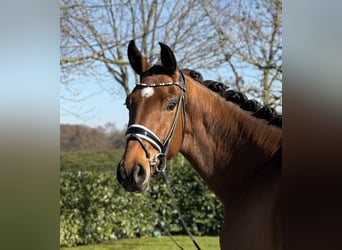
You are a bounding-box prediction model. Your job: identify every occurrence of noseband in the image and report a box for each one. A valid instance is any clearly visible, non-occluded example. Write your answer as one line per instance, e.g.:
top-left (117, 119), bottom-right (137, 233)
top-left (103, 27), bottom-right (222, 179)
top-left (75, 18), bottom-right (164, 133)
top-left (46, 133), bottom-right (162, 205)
top-left (125, 72), bottom-right (186, 172)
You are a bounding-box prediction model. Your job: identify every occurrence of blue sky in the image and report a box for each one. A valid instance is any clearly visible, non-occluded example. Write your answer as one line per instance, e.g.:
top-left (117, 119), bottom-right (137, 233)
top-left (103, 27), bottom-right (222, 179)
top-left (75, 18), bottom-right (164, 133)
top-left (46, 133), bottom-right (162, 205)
top-left (60, 91), bottom-right (128, 129)
top-left (60, 78), bottom-right (129, 129)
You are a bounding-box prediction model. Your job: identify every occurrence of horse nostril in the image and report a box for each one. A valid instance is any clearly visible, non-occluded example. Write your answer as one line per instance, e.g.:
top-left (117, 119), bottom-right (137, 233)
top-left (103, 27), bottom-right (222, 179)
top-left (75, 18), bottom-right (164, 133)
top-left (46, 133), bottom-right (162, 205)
top-left (132, 164), bottom-right (146, 185)
top-left (117, 164), bottom-right (127, 183)
top-left (117, 162), bottom-right (148, 192)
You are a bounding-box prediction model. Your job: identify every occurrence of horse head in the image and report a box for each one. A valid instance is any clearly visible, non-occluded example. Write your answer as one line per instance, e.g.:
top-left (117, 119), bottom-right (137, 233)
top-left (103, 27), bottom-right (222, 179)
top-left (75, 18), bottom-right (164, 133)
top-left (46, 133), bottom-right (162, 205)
top-left (117, 40), bottom-right (185, 192)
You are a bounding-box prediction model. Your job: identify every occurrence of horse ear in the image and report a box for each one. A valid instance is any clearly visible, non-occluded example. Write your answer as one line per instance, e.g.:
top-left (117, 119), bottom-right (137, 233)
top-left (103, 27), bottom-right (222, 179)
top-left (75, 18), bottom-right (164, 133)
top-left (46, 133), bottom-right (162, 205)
top-left (127, 40), bottom-right (150, 75)
top-left (159, 42), bottom-right (177, 75)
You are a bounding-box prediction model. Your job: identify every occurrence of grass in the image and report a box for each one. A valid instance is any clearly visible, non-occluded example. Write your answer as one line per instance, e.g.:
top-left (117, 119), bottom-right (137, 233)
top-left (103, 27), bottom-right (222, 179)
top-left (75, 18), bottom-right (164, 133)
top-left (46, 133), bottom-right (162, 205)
top-left (61, 235), bottom-right (220, 250)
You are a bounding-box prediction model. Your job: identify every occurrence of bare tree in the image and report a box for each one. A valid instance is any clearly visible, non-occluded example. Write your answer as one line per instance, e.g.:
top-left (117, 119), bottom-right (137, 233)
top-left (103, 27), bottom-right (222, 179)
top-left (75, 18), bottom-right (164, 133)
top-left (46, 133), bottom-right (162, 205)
top-left (200, 0), bottom-right (282, 107)
top-left (61, 0), bottom-right (219, 111)
top-left (61, 0), bottom-right (282, 120)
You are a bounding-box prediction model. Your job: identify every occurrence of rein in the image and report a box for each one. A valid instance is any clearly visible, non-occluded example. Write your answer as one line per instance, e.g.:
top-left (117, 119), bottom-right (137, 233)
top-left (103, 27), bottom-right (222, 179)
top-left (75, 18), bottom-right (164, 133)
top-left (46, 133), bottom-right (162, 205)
top-left (162, 170), bottom-right (201, 250)
top-left (125, 71), bottom-right (186, 172)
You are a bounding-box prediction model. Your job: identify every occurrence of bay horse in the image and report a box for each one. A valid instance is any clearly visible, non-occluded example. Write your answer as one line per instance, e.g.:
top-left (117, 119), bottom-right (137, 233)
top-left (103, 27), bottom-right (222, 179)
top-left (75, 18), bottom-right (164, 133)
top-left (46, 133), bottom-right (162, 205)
top-left (117, 40), bottom-right (282, 250)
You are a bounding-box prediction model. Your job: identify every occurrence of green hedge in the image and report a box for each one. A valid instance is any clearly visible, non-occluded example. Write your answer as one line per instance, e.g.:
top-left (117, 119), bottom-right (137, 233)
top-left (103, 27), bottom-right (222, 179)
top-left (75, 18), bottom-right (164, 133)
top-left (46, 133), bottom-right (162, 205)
top-left (60, 149), bottom-right (124, 172)
top-left (60, 153), bottom-right (223, 247)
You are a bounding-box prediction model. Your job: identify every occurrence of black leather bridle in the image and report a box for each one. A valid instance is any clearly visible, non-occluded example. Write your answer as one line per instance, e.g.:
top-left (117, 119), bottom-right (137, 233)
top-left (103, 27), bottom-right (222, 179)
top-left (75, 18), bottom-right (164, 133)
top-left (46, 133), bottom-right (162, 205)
top-left (125, 71), bottom-right (186, 172)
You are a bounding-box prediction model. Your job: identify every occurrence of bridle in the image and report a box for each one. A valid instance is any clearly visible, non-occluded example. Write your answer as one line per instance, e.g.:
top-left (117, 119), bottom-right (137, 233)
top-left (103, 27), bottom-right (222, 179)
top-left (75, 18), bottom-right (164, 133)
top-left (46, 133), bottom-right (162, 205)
top-left (124, 71), bottom-right (201, 250)
top-left (125, 71), bottom-right (186, 172)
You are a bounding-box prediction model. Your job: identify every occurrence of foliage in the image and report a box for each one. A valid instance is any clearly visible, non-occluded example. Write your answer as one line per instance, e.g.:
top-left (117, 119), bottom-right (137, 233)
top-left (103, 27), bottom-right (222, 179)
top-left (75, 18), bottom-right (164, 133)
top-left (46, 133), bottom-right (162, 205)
top-left (60, 149), bottom-right (124, 172)
top-left (60, 235), bottom-right (220, 250)
top-left (60, 152), bottom-right (223, 247)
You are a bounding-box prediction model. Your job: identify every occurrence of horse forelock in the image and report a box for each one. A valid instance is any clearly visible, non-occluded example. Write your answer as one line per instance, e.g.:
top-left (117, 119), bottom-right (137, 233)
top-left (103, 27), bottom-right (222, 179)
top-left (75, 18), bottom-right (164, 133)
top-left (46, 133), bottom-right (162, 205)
top-left (141, 65), bottom-right (173, 78)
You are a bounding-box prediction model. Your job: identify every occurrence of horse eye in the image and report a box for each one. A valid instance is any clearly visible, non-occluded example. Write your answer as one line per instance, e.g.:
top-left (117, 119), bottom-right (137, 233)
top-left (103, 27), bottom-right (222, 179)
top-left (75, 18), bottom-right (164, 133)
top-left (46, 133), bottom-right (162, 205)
top-left (166, 100), bottom-right (177, 111)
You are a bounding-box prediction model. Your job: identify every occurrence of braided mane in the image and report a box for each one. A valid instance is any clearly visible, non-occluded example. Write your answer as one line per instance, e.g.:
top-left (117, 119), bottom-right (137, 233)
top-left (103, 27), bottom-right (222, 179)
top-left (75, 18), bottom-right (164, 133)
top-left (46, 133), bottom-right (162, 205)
top-left (181, 68), bottom-right (282, 128)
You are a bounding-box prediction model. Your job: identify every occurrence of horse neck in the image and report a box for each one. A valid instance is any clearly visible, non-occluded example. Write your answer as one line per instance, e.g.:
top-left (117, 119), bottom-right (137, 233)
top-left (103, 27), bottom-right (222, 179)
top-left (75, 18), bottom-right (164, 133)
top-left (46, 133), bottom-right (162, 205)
top-left (180, 77), bottom-right (282, 203)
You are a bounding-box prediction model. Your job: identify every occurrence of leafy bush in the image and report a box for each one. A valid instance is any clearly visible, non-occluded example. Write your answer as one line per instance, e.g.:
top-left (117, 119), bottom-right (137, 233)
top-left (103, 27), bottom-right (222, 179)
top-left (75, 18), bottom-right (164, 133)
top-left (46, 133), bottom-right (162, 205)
top-left (60, 149), bottom-right (124, 172)
top-left (60, 152), bottom-right (223, 247)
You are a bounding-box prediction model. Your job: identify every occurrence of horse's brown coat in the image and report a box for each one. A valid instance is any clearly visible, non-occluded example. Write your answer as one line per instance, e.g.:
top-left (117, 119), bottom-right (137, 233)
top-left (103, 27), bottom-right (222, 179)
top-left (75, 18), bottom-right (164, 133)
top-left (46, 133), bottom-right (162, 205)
top-left (118, 40), bottom-right (282, 250)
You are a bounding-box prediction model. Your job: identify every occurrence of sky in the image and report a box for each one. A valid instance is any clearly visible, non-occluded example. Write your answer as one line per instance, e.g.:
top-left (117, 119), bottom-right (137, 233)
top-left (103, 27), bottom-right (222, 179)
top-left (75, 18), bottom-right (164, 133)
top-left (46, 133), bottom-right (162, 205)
top-left (60, 92), bottom-right (129, 129)
top-left (60, 78), bottom-right (129, 129)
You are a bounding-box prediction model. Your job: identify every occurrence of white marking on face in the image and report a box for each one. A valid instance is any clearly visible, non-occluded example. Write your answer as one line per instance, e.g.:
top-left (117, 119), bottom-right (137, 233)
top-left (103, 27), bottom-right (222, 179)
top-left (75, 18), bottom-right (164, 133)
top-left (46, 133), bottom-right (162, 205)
top-left (141, 87), bottom-right (155, 98)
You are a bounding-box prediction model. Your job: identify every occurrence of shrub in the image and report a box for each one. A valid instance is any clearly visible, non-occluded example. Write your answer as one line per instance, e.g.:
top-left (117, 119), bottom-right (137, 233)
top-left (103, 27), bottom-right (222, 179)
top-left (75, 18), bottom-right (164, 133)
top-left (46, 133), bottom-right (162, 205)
top-left (60, 152), bottom-right (223, 247)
